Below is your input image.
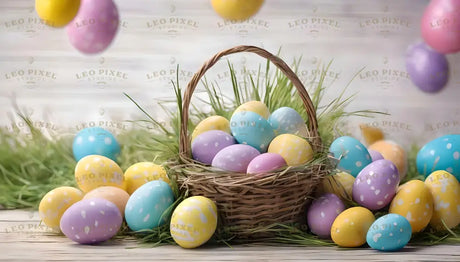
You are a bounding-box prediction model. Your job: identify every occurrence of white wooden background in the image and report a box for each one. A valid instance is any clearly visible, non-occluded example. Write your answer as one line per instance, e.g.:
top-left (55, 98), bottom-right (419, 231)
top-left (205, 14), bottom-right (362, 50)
top-left (1, 0), bottom-right (459, 148)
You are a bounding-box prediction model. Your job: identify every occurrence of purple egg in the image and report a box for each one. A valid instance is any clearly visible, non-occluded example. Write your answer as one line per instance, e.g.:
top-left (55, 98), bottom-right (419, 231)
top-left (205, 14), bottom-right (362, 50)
top-left (192, 130), bottom-right (236, 165)
top-left (66, 0), bottom-right (119, 54)
top-left (368, 149), bottom-right (384, 162)
top-left (212, 144), bottom-right (260, 173)
top-left (247, 153), bottom-right (287, 175)
top-left (307, 193), bottom-right (345, 238)
top-left (353, 159), bottom-right (400, 211)
top-left (405, 42), bottom-right (449, 93)
top-left (60, 198), bottom-right (122, 244)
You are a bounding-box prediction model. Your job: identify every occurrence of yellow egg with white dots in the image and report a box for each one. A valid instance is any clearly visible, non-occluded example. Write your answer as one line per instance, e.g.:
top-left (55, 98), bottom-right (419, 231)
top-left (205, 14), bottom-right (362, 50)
top-left (268, 134), bottom-right (313, 166)
top-left (170, 196), bottom-right (218, 249)
top-left (38, 186), bottom-right (84, 231)
top-left (191, 115), bottom-right (230, 142)
top-left (74, 155), bottom-right (124, 193)
top-left (234, 101), bottom-right (270, 119)
top-left (123, 162), bottom-right (170, 195)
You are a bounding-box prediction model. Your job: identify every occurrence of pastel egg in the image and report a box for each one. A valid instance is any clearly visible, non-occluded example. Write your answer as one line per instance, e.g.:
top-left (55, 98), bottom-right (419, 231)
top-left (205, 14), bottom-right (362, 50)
top-left (192, 130), bottom-right (236, 165)
top-left (359, 124), bottom-right (384, 146)
top-left (170, 196), bottom-right (218, 248)
top-left (368, 140), bottom-right (408, 179)
top-left (307, 193), bottom-right (345, 238)
top-left (72, 127), bottom-right (121, 162)
top-left (268, 107), bottom-right (308, 136)
top-left (366, 214), bottom-right (412, 252)
top-left (424, 170), bottom-right (460, 231)
top-left (368, 149), bottom-right (384, 162)
top-left (212, 144), bottom-right (260, 173)
top-left (329, 136), bottom-right (372, 177)
top-left (330, 207), bottom-right (375, 247)
top-left (268, 134), bottom-right (314, 166)
top-left (35, 0), bottom-right (81, 27)
top-left (66, 0), bottom-right (119, 54)
top-left (60, 198), bottom-right (123, 244)
top-left (38, 186), bottom-right (84, 231)
top-left (416, 134), bottom-right (460, 181)
top-left (74, 155), bottom-right (124, 193)
top-left (124, 180), bottom-right (175, 231)
top-left (233, 100), bottom-right (270, 119)
top-left (318, 172), bottom-right (355, 201)
top-left (230, 111), bottom-right (275, 152)
top-left (247, 153), bottom-right (287, 175)
top-left (124, 162), bottom-right (170, 195)
top-left (389, 180), bottom-right (434, 233)
top-left (191, 115), bottom-right (231, 142)
top-left (353, 159), bottom-right (400, 211)
top-left (83, 186), bottom-right (129, 216)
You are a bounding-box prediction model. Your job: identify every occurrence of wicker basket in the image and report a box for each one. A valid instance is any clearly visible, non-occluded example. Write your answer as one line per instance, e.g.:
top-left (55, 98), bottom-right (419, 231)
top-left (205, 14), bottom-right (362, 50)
top-left (173, 45), bottom-right (331, 239)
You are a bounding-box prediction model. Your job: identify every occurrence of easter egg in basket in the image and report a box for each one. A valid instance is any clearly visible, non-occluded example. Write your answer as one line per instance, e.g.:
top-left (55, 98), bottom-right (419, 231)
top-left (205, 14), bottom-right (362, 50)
top-left (191, 115), bottom-right (231, 142)
top-left (212, 144), bottom-right (260, 173)
top-left (192, 130), bottom-right (236, 165)
top-left (234, 101), bottom-right (270, 119)
top-left (268, 107), bottom-right (308, 136)
top-left (230, 111), bottom-right (275, 153)
top-left (268, 134), bottom-right (314, 166)
top-left (247, 153), bottom-right (286, 175)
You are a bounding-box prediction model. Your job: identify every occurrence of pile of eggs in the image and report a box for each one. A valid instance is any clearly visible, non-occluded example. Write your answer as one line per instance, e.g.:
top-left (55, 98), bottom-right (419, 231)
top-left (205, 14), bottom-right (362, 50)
top-left (307, 133), bottom-right (460, 251)
top-left (39, 127), bottom-right (217, 248)
top-left (191, 101), bottom-right (313, 174)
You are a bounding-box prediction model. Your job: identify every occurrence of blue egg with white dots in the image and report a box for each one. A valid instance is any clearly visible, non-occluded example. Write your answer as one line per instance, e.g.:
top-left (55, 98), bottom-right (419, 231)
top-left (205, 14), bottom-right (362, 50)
top-left (72, 127), bottom-right (121, 162)
top-left (268, 107), bottom-right (308, 136)
top-left (124, 180), bottom-right (175, 231)
top-left (366, 214), bottom-right (412, 252)
top-left (416, 134), bottom-right (460, 181)
top-left (230, 111), bottom-right (275, 153)
top-left (329, 136), bottom-right (372, 177)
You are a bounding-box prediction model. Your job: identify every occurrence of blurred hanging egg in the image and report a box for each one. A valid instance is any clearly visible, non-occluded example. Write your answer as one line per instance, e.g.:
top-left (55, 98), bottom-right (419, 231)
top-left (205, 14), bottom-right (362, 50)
top-left (405, 42), bottom-right (449, 93)
top-left (368, 140), bottom-right (408, 179)
top-left (74, 155), bottom-right (124, 193)
top-left (230, 111), bottom-right (275, 152)
top-left (268, 107), bottom-right (308, 137)
top-left (389, 180), bottom-right (434, 233)
top-left (368, 149), bottom-right (384, 162)
top-left (318, 172), bottom-right (355, 201)
top-left (246, 153), bottom-right (287, 175)
top-left (125, 180), bottom-right (175, 231)
top-left (353, 159), bottom-right (400, 211)
top-left (66, 0), bottom-right (119, 54)
top-left (359, 124), bottom-right (384, 146)
top-left (212, 144), bottom-right (260, 173)
top-left (170, 196), bottom-right (218, 249)
top-left (329, 136), bottom-right (372, 177)
top-left (307, 193), bottom-right (345, 238)
top-left (72, 127), bottom-right (120, 162)
top-left (268, 134), bottom-right (314, 166)
top-left (83, 186), bottom-right (129, 216)
top-left (35, 0), bottom-right (81, 27)
top-left (191, 115), bottom-right (231, 142)
top-left (424, 170), bottom-right (460, 231)
top-left (366, 214), bottom-right (412, 252)
top-left (124, 162), bottom-right (170, 195)
top-left (233, 101), bottom-right (270, 119)
top-left (39, 186), bottom-right (84, 231)
top-left (60, 198), bottom-right (122, 244)
top-left (416, 134), bottom-right (460, 181)
top-left (421, 0), bottom-right (460, 54)
top-left (211, 0), bottom-right (265, 20)
top-left (192, 130), bottom-right (236, 165)
top-left (330, 207), bottom-right (375, 248)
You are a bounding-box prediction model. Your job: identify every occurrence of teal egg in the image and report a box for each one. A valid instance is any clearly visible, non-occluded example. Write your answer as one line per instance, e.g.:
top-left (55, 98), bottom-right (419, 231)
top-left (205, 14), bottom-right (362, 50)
top-left (125, 180), bottom-right (174, 231)
top-left (366, 214), bottom-right (412, 252)
top-left (230, 111), bottom-right (275, 153)
top-left (268, 107), bottom-right (308, 136)
top-left (329, 136), bottom-right (372, 177)
top-left (72, 127), bottom-right (120, 162)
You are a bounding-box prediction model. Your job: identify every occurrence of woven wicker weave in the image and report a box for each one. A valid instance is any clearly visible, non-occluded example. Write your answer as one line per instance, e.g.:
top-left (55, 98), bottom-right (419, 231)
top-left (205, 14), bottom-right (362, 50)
top-left (173, 45), bottom-right (331, 239)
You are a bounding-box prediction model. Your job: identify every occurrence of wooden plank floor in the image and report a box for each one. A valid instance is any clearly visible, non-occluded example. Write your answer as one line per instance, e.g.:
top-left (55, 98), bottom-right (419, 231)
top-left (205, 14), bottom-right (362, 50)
top-left (1, 210), bottom-right (459, 261)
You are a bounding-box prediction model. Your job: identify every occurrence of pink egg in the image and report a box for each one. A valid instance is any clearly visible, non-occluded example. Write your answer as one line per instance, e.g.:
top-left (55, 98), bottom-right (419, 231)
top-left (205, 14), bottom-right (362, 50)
top-left (247, 153), bottom-right (287, 175)
top-left (421, 0), bottom-right (460, 54)
top-left (307, 193), bottom-right (345, 238)
top-left (192, 130), bottom-right (236, 165)
top-left (212, 144), bottom-right (260, 173)
top-left (66, 0), bottom-right (119, 54)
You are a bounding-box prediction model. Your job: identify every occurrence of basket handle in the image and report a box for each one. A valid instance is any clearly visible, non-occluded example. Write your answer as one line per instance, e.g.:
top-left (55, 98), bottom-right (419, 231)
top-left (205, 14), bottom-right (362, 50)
top-left (179, 45), bottom-right (321, 158)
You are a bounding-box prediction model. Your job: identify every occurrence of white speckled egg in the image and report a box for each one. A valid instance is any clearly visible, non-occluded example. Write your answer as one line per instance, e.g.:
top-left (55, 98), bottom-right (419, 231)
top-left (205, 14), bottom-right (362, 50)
top-left (366, 214), bottom-right (412, 252)
top-left (192, 130), bottom-right (236, 165)
top-left (230, 111), bottom-right (275, 152)
top-left (307, 193), bottom-right (345, 238)
top-left (329, 136), bottom-right (372, 177)
top-left (268, 107), bottom-right (308, 136)
top-left (211, 144), bottom-right (260, 173)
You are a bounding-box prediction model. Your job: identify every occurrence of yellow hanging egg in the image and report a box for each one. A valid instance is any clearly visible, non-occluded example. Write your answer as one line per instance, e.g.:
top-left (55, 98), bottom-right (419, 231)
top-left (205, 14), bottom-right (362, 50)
top-left (389, 180), bottom-right (434, 233)
top-left (74, 155), bottom-right (124, 193)
top-left (268, 134), bottom-right (313, 166)
top-left (330, 207), bottom-right (375, 247)
top-left (424, 170), bottom-right (460, 231)
top-left (234, 101), bottom-right (270, 119)
top-left (38, 186), bottom-right (84, 230)
top-left (359, 124), bottom-right (384, 146)
top-left (35, 0), bottom-right (80, 27)
top-left (211, 0), bottom-right (264, 21)
top-left (170, 196), bottom-right (218, 249)
top-left (319, 172), bottom-right (355, 201)
top-left (368, 140), bottom-right (408, 179)
top-left (191, 115), bottom-right (231, 142)
top-left (124, 162), bottom-right (170, 195)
